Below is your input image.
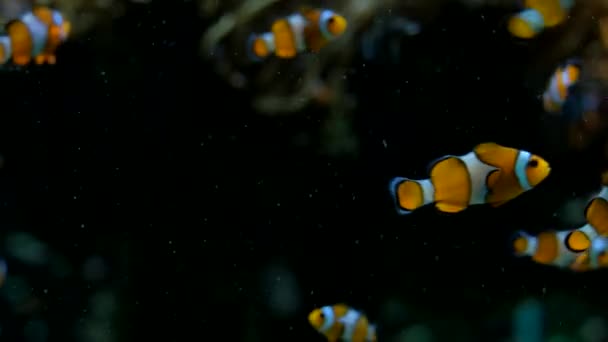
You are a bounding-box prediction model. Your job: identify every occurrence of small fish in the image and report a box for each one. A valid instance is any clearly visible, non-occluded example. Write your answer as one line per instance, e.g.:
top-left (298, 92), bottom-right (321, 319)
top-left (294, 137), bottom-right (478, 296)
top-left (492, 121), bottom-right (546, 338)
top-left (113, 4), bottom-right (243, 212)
top-left (3, 5), bottom-right (71, 65)
top-left (247, 8), bottom-right (347, 61)
top-left (308, 304), bottom-right (377, 342)
top-left (513, 186), bottom-right (608, 269)
top-left (543, 59), bottom-right (581, 113)
top-left (508, 0), bottom-right (575, 39)
top-left (512, 229), bottom-right (591, 268)
top-left (388, 143), bottom-right (551, 215)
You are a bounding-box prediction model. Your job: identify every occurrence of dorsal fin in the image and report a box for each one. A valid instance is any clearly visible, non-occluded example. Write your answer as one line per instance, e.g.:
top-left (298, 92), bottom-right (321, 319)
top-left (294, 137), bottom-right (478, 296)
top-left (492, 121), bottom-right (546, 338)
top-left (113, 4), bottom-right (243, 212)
top-left (298, 5), bottom-right (315, 15)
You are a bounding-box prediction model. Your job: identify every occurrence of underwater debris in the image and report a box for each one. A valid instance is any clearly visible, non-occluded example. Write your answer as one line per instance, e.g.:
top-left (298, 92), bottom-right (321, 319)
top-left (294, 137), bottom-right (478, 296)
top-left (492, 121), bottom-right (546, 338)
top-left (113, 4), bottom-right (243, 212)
top-left (361, 15), bottom-right (421, 64)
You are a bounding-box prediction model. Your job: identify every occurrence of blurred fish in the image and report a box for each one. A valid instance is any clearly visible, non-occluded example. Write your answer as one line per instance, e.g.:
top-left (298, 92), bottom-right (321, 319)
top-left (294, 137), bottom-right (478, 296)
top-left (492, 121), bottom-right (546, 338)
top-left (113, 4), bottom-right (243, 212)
top-left (247, 8), bottom-right (347, 61)
top-left (389, 143), bottom-right (551, 215)
top-left (308, 304), bottom-right (377, 342)
top-left (543, 59), bottom-right (581, 114)
top-left (361, 15), bottom-right (421, 63)
top-left (507, 0), bottom-right (575, 39)
top-left (513, 186), bottom-right (608, 269)
top-left (2, 5), bottom-right (71, 65)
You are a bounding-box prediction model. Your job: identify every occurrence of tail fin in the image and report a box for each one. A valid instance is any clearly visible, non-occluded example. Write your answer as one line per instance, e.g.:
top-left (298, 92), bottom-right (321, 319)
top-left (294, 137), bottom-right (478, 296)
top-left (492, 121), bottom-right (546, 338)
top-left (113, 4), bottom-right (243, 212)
top-left (0, 35), bottom-right (11, 64)
top-left (246, 34), bottom-right (262, 62)
top-left (511, 230), bottom-right (536, 257)
top-left (508, 8), bottom-right (544, 39)
top-left (246, 33), bottom-right (274, 62)
top-left (388, 177), bottom-right (432, 215)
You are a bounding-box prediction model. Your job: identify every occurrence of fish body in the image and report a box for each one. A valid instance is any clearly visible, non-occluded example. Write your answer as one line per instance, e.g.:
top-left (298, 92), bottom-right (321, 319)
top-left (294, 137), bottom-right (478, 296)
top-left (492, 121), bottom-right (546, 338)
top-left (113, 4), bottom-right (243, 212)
top-left (543, 59), bottom-right (581, 113)
top-left (3, 6), bottom-right (70, 65)
top-left (308, 304), bottom-right (377, 342)
top-left (513, 186), bottom-right (608, 269)
top-left (247, 8), bottom-right (347, 61)
top-left (508, 0), bottom-right (575, 39)
top-left (388, 143), bottom-right (551, 215)
top-left (512, 229), bottom-right (590, 268)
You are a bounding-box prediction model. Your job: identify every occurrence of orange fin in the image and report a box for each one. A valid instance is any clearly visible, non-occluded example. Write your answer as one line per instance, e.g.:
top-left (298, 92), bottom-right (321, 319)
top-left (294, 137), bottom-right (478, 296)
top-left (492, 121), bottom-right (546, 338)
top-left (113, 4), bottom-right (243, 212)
top-left (585, 198), bottom-right (608, 235)
top-left (298, 5), bottom-right (315, 16)
top-left (429, 157), bottom-right (471, 213)
top-left (486, 169), bottom-right (501, 189)
top-left (435, 201), bottom-right (467, 213)
top-left (488, 199), bottom-right (508, 208)
top-left (271, 18), bottom-right (297, 58)
top-left (570, 252), bottom-right (591, 272)
top-left (472, 142), bottom-right (518, 168)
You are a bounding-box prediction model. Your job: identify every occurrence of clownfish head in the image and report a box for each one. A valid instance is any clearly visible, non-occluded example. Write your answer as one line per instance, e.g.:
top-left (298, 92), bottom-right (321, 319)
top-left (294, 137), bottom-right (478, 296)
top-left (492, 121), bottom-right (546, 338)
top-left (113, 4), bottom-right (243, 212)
top-left (308, 306), bottom-right (335, 333)
top-left (523, 153), bottom-right (551, 188)
top-left (319, 10), bottom-right (347, 40)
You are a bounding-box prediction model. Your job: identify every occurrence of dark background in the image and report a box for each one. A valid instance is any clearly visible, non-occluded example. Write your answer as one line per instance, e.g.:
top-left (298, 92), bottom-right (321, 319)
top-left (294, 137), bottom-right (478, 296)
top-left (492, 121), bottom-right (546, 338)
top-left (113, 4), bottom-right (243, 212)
top-left (0, 1), bottom-right (605, 341)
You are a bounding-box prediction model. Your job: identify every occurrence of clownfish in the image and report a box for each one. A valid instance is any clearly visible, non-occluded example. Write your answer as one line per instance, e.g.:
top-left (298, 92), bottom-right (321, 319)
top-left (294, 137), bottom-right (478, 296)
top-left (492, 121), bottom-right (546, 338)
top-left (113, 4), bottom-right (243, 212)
top-left (512, 229), bottom-right (591, 268)
top-left (388, 143), bottom-right (551, 215)
top-left (512, 186), bottom-right (608, 269)
top-left (507, 0), bottom-right (575, 39)
top-left (247, 8), bottom-right (347, 61)
top-left (543, 59), bottom-right (581, 113)
top-left (308, 304), bottom-right (377, 342)
top-left (1, 5), bottom-right (71, 66)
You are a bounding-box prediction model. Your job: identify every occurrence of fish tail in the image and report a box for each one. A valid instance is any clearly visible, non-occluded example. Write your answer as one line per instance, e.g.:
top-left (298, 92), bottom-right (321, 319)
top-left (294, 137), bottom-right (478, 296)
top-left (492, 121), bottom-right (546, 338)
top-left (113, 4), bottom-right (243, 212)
top-left (388, 177), bottom-right (433, 215)
top-left (508, 8), bottom-right (544, 39)
top-left (0, 35), bottom-right (11, 64)
top-left (511, 230), bottom-right (536, 257)
top-left (246, 32), bottom-right (273, 62)
top-left (246, 33), bottom-right (262, 62)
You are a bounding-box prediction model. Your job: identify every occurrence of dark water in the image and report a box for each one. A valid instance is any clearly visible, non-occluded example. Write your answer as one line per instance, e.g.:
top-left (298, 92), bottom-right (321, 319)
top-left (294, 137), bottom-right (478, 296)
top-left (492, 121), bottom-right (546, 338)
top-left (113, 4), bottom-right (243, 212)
top-left (0, 1), bottom-right (605, 341)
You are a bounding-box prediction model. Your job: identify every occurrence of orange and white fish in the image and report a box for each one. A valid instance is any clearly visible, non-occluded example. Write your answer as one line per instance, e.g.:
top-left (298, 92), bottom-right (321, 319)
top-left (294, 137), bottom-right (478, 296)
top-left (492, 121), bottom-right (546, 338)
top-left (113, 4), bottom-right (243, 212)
top-left (512, 229), bottom-right (591, 268)
top-left (308, 304), bottom-right (377, 342)
top-left (2, 5), bottom-right (71, 66)
top-left (508, 0), bottom-right (575, 39)
top-left (513, 186), bottom-right (608, 269)
top-left (543, 59), bottom-right (581, 113)
top-left (388, 143), bottom-right (551, 215)
top-left (247, 8), bottom-right (347, 61)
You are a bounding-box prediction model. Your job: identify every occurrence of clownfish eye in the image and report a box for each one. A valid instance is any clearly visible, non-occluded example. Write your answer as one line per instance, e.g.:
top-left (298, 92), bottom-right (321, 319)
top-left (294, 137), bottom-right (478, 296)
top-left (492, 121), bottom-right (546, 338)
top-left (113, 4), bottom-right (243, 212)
top-left (527, 159), bottom-right (539, 168)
